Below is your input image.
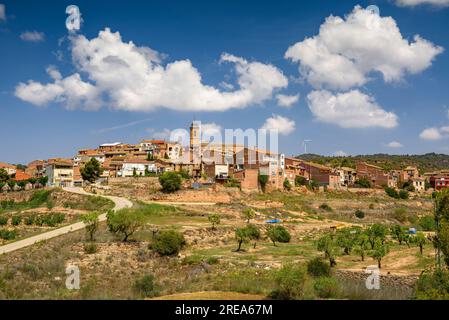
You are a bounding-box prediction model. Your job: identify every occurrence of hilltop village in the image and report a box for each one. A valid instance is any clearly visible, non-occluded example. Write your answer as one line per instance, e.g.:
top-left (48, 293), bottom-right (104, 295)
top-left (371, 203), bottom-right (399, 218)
top-left (1, 121), bottom-right (447, 195)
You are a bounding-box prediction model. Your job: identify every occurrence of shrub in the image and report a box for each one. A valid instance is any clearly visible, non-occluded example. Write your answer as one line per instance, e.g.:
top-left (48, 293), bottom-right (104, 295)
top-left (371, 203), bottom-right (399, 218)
top-left (224, 178), bottom-right (240, 188)
top-left (159, 172), bottom-right (182, 193)
top-left (319, 203), bottom-right (332, 212)
top-left (416, 269), bottom-right (449, 300)
top-left (354, 210), bottom-right (365, 219)
top-left (385, 187), bottom-right (399, 199)
top-left (24, 216), bottom-right (35, 225)
top-left (307, 257), bottom-right (330, 278)
top-left (270, 264), bottom-right (307, 300)
top-left (267, 225), bottom-right (291, 246)
top-left (242, 208), bottom-right (256, 223)
top-left (133, 274), bottom-right (159, 298)
top-left (283, 179), bottom-right (292, 191)
top-left (11, 216), bottom-right (22, 226)
top-left (0, 229), bottom-right (17, 240)
top-left (151, 230), bottom-right (186, 256)
top-left (206, 256), bottom-right (220, 265)
top-left (399, 190), bottom-right (409, 200)
top-left (393, 208), bottom-right (408, 223)
top-left (179, 170), bottom-right (191, 180)
top-left (83, 242), bottom-right (98, 254)
top-left (419, 216), bottom-right (436, 231)
top-left (295, 176), bottom-right (308, 187)
top-left (314, 277), bottom-right (339, 299)
top-left (258, 175), bottom-right (269, 193)
top-left (34, 215), bottom-right (44, 226)
top-left (0, 216), bottom-right (8, 226)
top-left (355, 178), bottom-right (371, 188)
top-left (369, 203), bottom-right (375, 210)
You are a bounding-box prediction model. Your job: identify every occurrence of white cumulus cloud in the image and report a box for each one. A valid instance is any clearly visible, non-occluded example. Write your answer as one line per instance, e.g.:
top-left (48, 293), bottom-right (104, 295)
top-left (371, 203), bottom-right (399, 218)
top-left (420, 127), bottom-right (443, 140)
top-left (285, 5), bottom-right (443, 90)
top-left (261, 114), bottom-right (296, 136)
top-left (395, 0), bottom-right (449, 7)
top-left (20, 31), bottom-right (45, 42)
top-left (15, 28), bottom-right (288, 112)
top-left (307, 90), bottom-right (398, 129)
top-left (276, 94), bottom-right (299, 108)
top-left (386, 141), bottom-right (404, 148)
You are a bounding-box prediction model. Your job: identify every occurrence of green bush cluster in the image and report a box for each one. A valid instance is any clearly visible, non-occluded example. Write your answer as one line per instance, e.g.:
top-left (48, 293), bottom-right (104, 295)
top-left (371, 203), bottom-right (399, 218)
top-left (354, 210), bottom-right (365, 219)
top-left (150, 230), bottom-right (186, 256)
top-left (133, 274), bottom-right (160, 298)
top-left (307, 257), bottom-right (330, 278)
top-left (0, 229), bottom-right (17, 240)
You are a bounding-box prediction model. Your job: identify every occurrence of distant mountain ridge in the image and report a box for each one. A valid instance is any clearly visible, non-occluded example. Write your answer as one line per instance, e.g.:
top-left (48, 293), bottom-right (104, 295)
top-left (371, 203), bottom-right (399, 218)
top-left (296, 153), bottom-right (449, 173)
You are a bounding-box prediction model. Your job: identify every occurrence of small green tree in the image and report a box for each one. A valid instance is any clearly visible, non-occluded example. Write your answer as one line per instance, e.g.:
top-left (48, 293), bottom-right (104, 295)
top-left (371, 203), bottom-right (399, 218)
top-left (147, 152), bottom-right (154, 161)
top-left (208, 213), bottom-right (220, 230)
top-left (317, 234), bottom-right (337, 267)
top-left (245, 224), bottom-right (261, 249)
top-left (336, 228), bottom-right (356, 255)
top-left (38, 176), bottom-right (48, 186)
top-left (80, 158), bottom-right (102, 183)
top-left (258, 174), bottom-right (269, 193)
top-left (267, 225), bottom-right (291, 246)
top-left (235, 227), bottom-right (249, 252)
top-left (353, 233), bottom-right (369, 261)
top-left (159, 172), bottom-right (182, 193)
top-left (369, 240), bottom-right (390, 269)
top-left (81, 212), bottom-right (100, 241)
top-left (366, 224), bottom-right (388, 249)
top-left (106, 209), bottom-right (146, 242)
top-left (242, 208), bottom-right (256, 223)
top-left (132, 167), bottom-right (137, 177)
top-left (385, 187), bottom-right (400, 199)
top-left (414, 232), bottom-right (427, 255)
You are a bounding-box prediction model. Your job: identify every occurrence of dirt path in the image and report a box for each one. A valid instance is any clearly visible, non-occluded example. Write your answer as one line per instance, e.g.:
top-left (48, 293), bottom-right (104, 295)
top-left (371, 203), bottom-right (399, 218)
top-left (0, 187), bottom-right (132, 255)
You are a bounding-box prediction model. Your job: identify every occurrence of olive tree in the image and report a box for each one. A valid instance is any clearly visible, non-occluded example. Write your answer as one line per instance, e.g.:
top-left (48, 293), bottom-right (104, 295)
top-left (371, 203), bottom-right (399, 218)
top-left (106, 209), bottom-right (146, 242)
top-left (81, 211), bottom-right (100, 241)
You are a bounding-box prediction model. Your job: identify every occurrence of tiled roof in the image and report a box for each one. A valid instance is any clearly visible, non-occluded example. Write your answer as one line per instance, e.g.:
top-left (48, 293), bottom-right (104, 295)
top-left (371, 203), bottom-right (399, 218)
top-left (13, 170), bottom-right (32, 181)
top-left (0, 162), bottom-right (16, 169)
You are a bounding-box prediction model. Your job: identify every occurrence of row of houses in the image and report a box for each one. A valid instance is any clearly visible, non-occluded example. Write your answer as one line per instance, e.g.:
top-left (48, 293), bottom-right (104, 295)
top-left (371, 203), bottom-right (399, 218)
top-left (4, 121), bottom-right (449, 192)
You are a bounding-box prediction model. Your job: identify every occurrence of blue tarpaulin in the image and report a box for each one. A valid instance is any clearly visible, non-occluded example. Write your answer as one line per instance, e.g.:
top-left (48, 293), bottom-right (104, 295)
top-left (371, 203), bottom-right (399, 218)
top-left (266, 219), bottom-right (281, 224)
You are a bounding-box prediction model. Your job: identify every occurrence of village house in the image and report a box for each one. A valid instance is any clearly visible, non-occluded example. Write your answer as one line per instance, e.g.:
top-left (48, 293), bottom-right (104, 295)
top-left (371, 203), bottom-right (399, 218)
top-left (300, 161), bottom-right (332, 186)
top-left (26, 160), bottom-right (46, 177)
top-left (402, 166), bottom-right (420, 182)
top-left (335, 167), bottom-right (357, 187)
top-left (356, 162), bottom-right (389, 188)
top-left (45, 158), bottom-right (74, 187)
top-left (430, 175), bottom-right (449, 191)
top-left (118, 158), bottom-right (157, 177)
top-left (0, 162), bottom-right (16, 176)
top-left (412, 177), bottom-right (426, 192)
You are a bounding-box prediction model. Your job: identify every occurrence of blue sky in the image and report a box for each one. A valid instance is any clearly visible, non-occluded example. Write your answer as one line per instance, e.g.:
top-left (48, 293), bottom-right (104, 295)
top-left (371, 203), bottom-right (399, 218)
top-left (1, 0), bottom-right (449, 164)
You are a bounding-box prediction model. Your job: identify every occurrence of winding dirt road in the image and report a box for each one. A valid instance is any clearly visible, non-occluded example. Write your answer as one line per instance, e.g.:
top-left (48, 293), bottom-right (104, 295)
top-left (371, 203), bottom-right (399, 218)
top-left (0, 187), bottom-right (132, 255)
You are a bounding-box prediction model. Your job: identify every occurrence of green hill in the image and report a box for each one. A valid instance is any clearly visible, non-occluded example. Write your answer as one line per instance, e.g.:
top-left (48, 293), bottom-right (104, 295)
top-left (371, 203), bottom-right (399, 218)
top-left (297, 153), bottom-right (449, 173)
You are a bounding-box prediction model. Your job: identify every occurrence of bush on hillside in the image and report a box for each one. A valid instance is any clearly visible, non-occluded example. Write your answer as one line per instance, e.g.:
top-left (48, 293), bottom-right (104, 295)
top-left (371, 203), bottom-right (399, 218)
top-left (307, 257), bottom-right (331, 278)
top-left (159, 172), bottom-right (182, 193)
top-left (151, 230), bottom-right (186, 256)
